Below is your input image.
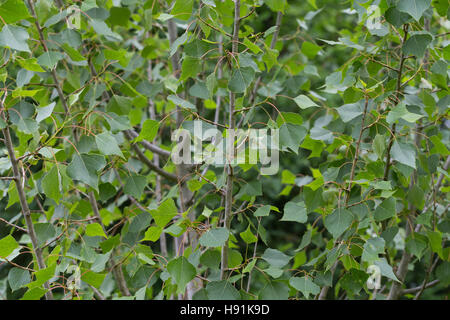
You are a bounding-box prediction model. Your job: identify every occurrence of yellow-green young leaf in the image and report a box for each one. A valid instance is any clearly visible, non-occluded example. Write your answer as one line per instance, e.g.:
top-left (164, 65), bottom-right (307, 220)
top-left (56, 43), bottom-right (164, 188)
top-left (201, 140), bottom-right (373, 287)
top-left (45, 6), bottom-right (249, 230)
top-left (204, 99), bottom-right (217, 110)
top-left (281, 170), bottom-right (296, 184)
top-left (0, 0), bottom-right (31, 24)
top-left (27, 264), bottom-right (56, 289)
top-left (81, 269), bottom-right (106, 288)
top-left (262, 47), bottom-right (279, 71)
top-left (294, 95), bottom-right (319, 109)
top-left (61, 44), bottom-right (86, 62)
top-left (6, 180), bottom-right (19, 209)
top-left (240, 225), bottom-right (257, 244)
top-left (17, 58), bottom-right (45, 72)
top-left (135, 119), bottom-right (159, 142)
top-left (85, 223), bottom-right (107, 238)
top-left (264, 0), bottom-right (287, 12)
top-left (243, 37), bottom-right (262, 54)
top-left (0, 235), bottom-right (20, 258)
top-left (142, 226), bottom-right (163, 242)
top-left (301, 41), bottom-right (321, 59)
top-left (170, 0), bottom-right (194, 20)
top-left (20, 287), bottom-right (46, 300)
top-left (150, 198), bottom-right (178, 228)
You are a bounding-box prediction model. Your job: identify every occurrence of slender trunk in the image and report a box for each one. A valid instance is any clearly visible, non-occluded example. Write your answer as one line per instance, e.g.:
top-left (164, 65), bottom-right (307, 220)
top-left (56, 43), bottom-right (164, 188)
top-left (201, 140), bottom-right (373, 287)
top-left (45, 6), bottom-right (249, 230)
top-left (1, 107), bottom-right (54, 300)
top-left (318, 96), bottom-right (369, 299)
top-left (220, 0), bottom-right (241, 280)
top-left (147, 59), bottom-right (167, 257)
top-left (88, 192), bottom-right (131, 296)
top-left (383, 24), bottom-right (409, 181)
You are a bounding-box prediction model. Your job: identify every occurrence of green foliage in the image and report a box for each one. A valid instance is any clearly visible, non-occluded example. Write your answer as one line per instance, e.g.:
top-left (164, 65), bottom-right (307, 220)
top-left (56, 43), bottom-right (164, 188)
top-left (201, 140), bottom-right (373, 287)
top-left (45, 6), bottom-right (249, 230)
top-left (0, 0), bottom-right (448, 301)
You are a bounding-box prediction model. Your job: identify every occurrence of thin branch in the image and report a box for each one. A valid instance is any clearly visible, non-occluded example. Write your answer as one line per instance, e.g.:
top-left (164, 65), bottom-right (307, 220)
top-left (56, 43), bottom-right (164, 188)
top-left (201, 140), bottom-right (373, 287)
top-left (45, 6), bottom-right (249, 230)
top-left (1, 97), bottom-right (54, 300)
top-left (221, 0), bottom-right (241, 281)
top-left (88, 192), bottom-right (131, 297)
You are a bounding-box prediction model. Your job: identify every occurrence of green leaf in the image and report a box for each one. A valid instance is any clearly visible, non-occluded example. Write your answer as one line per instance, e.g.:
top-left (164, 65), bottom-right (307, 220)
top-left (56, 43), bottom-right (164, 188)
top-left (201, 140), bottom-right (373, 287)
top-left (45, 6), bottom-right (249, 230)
top-left (260, 281), bottom-right (289, 300)
top-left (362, 237), bottom-right (385, 263)
top-left (42, 166), bottom-right (61, 204)
top-left (135, 119), bottom-right (159, 142)
top-left (240, 226), bottom-right (257, 244)
top-left (124, 175), bottom-right (147, 199)
top-left (336, 102), bottom-right (363, 122)
top-left (95, 131), bottom-right (124, 158)
top-left (199, 228), bottom-right (229, 247)
top-left (67, 153), bottom-right (106, 191)
top-left (228, 67), bottom-right (255, 93)
top-left (168, 95), bottom-right (196, 110)
top-left (264, 0), bottom-right (287, 13)
top-left (254, 205), bottom-right (271, 217)
top-left (294, 95), bottom-right (319, 109)
top-left (37, 51), bottom-right (64, 69)
top-left (324, 208), bottom-right (354, 239)
top-left (21, 287), bottom-right (46, 300)
top-left (374, 258), bottom-right (399, 282)
top-left (36, 102), bottom-right (56, 123)
top-left (279, 123), bottom-right (307, 154)
top-left (0, 25), bottom-right (30, 52)
top-left (301, 41), bottom-right (321, 59)
top-left (0, 235), bottom-right (20, 258)
top-left (391, 141), bottom-right (416, 169)
top-left (107, 7), bottom-right (131, 27)
top-left (206, 280), bottom-right (240, 300)
top-left (289, 276), bottom-right (320, 299)
top-left (81, 269), bottom-right (106, 288)
top-left (373, 134), bottom-right (385, 160)
top-left (386, 103), bottom-right (423, 124)
top-left (8, 268), bottom-right (31, 291)
top-left (0, 0), bottom-right (30, 24)
top-left (85, 223), bottom-right (107, 238)
top-left (427, 231), bottom-right (443, 259)
top-left (89, 19), bottom-right (122, 41)
top-left (397, 0), bottom-right (431, 21)
top-left (281, 201), bottom-right (308, 223)
top-left (408, 185), bottom-right (424, 210)
top-left (261, 248), bottom-right (291, 268)
top-left (181, 56), bottom-right (201, 81)
top-left (142, 226), bottom-right (163, 242)
top-left (150, 198), bottom-right (178, 228)
top-left (243, 37), bottom-right (262, 54)
top-left (17, 58), bottom-right (45, 72)
top-left (403, 32), bottom-right (433, 58)
top-left (61, 43), bottom-right (86, 62)
top-left (167, 256), bottom-right (196, 293)
top-left (170, 0), bottom-right (194, 20)
top-left (374, 197), bottom-right (396, 222)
